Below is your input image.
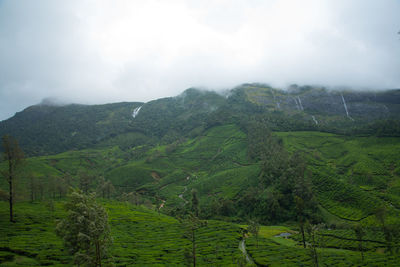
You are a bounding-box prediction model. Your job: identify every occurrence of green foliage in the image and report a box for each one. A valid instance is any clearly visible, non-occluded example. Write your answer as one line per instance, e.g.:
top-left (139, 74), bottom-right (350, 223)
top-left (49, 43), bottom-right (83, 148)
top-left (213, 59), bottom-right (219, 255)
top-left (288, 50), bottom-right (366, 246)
top-left (56, 190), bottom-right (112, 266)
top-left (96, 177), bottom-right (115, 199)
top-left (0, 201), bottom-right (70, 266)
top-left (354, 223), bottom-right (366, 261)
top-left (1, 85), bottom-right (400, 158)
top-left (1, 127), bottom-right (400, 265)
top-left (2, 85), bottom-right (400, 265)
top-left (0, 201), bottom-right (243, 266)
top-left (3, 123), bottom-right (400, 228)
top-left (0, 102), bottom-right (144, 156)
top-left (247, 230), bottom-right (400, 266)
top-left (191, 189), bottom-right (199, 218)
top-left (277, 131), bottom-right (400, 224)
top-left (239, 119), bottom-right (319, 224)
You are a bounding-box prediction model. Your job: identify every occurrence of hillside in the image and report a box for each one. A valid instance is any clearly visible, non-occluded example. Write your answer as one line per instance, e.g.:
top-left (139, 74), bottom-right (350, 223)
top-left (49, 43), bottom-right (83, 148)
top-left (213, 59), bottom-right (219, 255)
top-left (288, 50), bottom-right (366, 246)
top-left (1, 84), bottom-right (400, 156)
top-left (4, 124), bottom-right (399, 221)
top-left (0, 201), bottom-right (245, 266)
top-left (0, 88), bottom-right (227, 156)
top-left (1, 84), bottom-right (400, 266)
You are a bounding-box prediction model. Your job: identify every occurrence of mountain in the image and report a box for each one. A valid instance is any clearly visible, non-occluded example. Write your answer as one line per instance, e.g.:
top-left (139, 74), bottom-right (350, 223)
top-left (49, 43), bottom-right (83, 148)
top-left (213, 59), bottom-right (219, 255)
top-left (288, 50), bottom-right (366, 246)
top-left (1, 84), bottom-right (400, 265)
top-left (1, 84), bottom-right (400, 156)
top-left (0, 88), bottom-right (226, 156)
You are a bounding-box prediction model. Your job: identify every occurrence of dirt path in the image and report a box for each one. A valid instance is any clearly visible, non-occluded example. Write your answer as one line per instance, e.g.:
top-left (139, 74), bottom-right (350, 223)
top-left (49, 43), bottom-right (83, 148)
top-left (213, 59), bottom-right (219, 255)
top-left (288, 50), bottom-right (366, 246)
top-left (159, 200), bottom-right (166, 209)
top-left (178, 175), bottom-right (191, 205)
top-left (178, 186), bottom-right (188, 205)
top-left (239, 238), bottom-right (255, 265)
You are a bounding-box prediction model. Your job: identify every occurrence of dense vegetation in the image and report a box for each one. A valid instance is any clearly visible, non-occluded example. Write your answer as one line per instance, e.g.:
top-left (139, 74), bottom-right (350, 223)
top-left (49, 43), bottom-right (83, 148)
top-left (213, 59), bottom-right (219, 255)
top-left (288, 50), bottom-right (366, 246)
top-left (1, 85), bottom-right (400, 156)
top-left (1, 84), bottom-right (400, 266)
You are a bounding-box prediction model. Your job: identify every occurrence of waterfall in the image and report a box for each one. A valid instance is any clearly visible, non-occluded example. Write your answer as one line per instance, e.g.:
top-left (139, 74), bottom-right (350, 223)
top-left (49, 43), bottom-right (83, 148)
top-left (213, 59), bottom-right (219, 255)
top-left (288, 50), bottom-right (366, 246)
top-left (340, 93), bottom-right (354, 121)
top-left (293, 97), bottom-right (301, 110)
top-left (297, 96), bottom-right (304, 110)
top-left (271, 89), bottom-right (280, 109)
top-left (132, 105), bottom-right (143, 118)
top-left (312, 115), bottom-right (318, 125)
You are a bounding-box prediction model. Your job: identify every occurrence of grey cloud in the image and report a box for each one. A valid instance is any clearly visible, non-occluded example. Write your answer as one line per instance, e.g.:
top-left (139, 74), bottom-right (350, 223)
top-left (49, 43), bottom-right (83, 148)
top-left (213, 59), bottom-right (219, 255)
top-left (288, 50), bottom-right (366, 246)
top-left (0, 0), bottom-right (399, 120)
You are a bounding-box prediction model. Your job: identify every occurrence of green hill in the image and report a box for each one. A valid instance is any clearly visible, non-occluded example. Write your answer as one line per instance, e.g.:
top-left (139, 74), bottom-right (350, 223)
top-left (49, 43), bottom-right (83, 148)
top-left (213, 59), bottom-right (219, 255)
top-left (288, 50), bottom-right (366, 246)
top-left (1, 85), bottom-right (400, 156)
top-left (1, 84), bottom-right (400, 266)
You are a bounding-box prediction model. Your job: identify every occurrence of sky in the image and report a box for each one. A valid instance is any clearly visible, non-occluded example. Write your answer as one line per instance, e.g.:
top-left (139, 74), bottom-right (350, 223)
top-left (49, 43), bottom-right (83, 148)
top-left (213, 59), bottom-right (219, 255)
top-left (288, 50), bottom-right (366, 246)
top-left (0, 0), bottom-right (399, 120)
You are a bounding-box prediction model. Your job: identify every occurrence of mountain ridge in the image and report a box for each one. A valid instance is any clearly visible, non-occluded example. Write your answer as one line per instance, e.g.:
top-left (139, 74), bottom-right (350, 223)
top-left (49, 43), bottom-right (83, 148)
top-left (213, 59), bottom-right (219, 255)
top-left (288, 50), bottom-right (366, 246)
top-left (1, 84), bottom-right (400, 156)
top-left (1, 84), bottom-right (400, 265)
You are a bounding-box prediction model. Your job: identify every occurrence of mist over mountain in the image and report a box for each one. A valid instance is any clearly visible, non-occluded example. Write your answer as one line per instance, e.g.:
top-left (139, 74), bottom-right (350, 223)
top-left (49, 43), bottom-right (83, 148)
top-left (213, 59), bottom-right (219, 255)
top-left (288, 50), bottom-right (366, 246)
top-left (38, 97), bottom-right (70, 107)
top-left (1, 84), bottom-right (399, 156)
top-left (1, 0), bottom-right (399, 121)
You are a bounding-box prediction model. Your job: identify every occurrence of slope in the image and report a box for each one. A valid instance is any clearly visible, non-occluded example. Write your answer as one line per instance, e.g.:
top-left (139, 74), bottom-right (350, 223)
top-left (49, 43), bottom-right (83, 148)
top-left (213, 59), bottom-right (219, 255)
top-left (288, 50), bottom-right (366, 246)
top-left (0, 200), bottom-right (243, 266)
top-left (2, 84), bottom-right (400, 157)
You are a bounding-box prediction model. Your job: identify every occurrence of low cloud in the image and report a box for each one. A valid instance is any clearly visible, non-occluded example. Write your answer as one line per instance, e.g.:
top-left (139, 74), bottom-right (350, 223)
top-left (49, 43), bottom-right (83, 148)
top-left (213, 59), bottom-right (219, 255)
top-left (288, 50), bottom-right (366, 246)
top-left (0, 0), bottom-right (399, 120)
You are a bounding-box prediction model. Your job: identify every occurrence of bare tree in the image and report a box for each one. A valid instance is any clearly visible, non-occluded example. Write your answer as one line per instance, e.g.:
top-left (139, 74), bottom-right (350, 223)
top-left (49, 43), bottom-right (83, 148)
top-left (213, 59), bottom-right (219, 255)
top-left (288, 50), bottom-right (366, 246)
top-left (184, 188), bottom-right (206, 267)
top-left (191, 189), bottom-right (199, 217)
top-left (29, 174), bottom-right (37, 202)
top-left (1, 135), bottom-right (24, 222)
top-left (354, 224), bottom-right (366, 262)
top-left (306, 222), bottom-right (319, 267)
top-left (248, 220), bottom-right (260, 248)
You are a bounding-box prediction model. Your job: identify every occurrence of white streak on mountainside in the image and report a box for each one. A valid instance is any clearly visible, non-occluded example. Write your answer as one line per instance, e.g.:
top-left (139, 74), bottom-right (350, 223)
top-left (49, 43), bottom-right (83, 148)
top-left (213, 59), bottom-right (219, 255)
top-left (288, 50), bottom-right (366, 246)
top-left (132, 106), bottom-right (142, 118)
top-left (340, 93), bottom-right (354, 121)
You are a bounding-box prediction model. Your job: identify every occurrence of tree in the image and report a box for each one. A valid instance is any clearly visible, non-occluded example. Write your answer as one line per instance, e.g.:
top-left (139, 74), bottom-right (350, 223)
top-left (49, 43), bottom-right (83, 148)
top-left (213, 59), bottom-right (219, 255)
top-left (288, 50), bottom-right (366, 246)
top-left (79, 171), bottom-right (93, 194)
top-left (97, 177), bottom-right (115, 199)
top-left (248, 220), bottom-right (260, 248)
top-left (295, 196), bottom-right (306, 248)
top-left (1, 135), bottom-right (24, 222)
top-left (155, 193), bottom-right (162, 215)
top-left (56, 189), bottom-right (112, 266)
top-left (63, 172), bottom-right (73, 188)
top-left (37, 178), bottom-right (45, 200)
top-left (29, 174), bottom-right (37, 202)
top-left (96, 176), bottom-right (106, 198)
top-left (184, 188), bottom-right (206, 267)
top-left (48, 175), bottom-right (57, 199)
top-left (306, 222), bottom-right (319, 267)
top-left (103, 181), bottom-right (115, 199)
top-left (191, 189), bottom-right (199, 217)
top-left (119, 191), bottom-right (142, 206)
top-left (183, 213), bottom-right (206, 267)
top-left (55, 177), bottom-right (67, 198)
top-left (292, 153), bottom-right (317, 248)
top-left (133, 192), bottom-right (141, 206)
top-left (374, 205), bottom-right (393, 254)
top-left (354, 224), bottom-right (365, 262)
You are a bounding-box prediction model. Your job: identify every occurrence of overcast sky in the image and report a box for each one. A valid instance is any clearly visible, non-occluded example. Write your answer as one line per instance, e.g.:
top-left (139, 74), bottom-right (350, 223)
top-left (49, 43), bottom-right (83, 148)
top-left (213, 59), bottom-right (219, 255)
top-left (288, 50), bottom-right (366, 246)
top-left (0, 0), bottom-right (399, 120)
